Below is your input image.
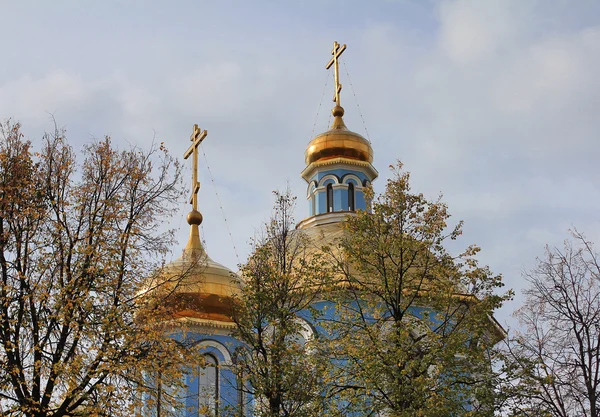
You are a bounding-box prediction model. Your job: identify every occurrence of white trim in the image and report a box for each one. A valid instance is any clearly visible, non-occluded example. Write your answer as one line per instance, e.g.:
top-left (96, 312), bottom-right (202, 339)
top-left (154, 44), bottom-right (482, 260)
top-left (308, 184), bottom-right (323, 199)
top-left (311, 181), bottom-right (362, 196)
top-left (296, 317), bottom-right (315, 344)
top-left (306, 181), bottom-right (317, 198)
top-left (342, 174), bottom-right (362, 187)
top-left (318, 174), bottom-right (340, 187)
top-left (312, 185), bottom-right (325, 194)
top-left (296, 212), bottom-right (355, 229)
top-left (195, 340), bottom-right (233, 366)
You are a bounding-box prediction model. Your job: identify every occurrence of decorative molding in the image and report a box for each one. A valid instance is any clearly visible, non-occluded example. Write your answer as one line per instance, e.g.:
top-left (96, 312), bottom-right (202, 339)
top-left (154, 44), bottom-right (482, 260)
top-left (332, 184), bottom-right (349, 191)
top-left (176, 317), bottom-right (237, 334)
top-left (306, 180), bottom-right (318, 197)
top-left (296, 211), bottom-right (355, 229)
top-left (309, 185), bottom-right (325, 199)
top-left (301, 157), bottom-right (378, 182)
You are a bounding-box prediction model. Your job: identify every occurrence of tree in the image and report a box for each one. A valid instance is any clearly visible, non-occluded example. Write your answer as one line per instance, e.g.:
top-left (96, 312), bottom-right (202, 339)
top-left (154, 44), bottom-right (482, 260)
top-left (324, 162), bottom-right (509, 417)
top-left (230, 190), bottom-right (333, 417)
top-left (0, 121), bottom-right (195, 417)
top-left (502, 230), bottom-right (600, 417)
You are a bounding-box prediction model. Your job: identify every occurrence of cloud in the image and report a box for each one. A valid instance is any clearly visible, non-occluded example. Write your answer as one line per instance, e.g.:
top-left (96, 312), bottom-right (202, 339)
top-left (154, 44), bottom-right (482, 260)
top-left (439, 0), bottom-right (518, 64)
top-left (0, 71), bottom-right (90, 125)
top-left (340, 1), bottom-right (599, 328)
top-left (1, 0), bottom-right (600, 328)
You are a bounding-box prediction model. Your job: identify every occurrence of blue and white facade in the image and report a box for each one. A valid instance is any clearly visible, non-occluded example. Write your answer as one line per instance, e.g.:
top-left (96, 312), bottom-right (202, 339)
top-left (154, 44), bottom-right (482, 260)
top-left (145, 100), bottom-right (504, 415)
top-left (300, 105), bottom-right (378, 222)
top-left (145, 103), bottom-right (378, 415)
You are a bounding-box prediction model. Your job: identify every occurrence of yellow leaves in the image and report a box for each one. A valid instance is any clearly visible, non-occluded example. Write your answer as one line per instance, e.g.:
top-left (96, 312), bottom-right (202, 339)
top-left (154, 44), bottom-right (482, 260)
top-left (0, 122), bottom-right (186, 416)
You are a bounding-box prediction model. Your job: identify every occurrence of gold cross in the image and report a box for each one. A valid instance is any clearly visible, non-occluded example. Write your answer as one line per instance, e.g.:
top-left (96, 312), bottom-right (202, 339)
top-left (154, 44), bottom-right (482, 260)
top-left (325, 41), bottom-right (347, 106)
top-left (183, 124), bottom-right (208, 210)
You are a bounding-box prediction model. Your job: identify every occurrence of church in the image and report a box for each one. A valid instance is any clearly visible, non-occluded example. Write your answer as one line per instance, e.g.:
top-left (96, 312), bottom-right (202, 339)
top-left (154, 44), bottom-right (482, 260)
top-left (144, 42), bottom-right (504, 417)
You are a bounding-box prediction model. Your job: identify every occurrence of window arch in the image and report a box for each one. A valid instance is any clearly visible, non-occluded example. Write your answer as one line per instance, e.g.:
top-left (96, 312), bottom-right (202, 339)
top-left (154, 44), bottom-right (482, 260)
top-left (326, 184), bottom-right (334, 213)
top-left (198, 354), bottom-right (218, 416)
top-left (348, 183), bottom-right (355, 211)
top-left (294, 317), bottom-right (316, 354)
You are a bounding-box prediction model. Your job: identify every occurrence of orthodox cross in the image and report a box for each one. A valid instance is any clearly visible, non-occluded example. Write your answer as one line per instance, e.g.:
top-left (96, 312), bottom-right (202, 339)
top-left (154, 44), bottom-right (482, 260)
top-left (183, 124), bottom-right (208, 210)
top-left (325, 41), bottom-right (347, 106)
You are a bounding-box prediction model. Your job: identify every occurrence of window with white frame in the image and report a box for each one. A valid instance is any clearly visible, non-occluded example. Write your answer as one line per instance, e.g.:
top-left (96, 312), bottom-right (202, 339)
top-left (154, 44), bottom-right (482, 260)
top-left (348, 183), bottom-right (355, 211)
top-left (198, 354), bottom-right (218, 416)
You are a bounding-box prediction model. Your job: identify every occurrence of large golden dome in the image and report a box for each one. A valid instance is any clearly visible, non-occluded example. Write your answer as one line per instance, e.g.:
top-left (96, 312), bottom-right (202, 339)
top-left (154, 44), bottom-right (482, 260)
top-left (305, 105), bottom-right (373, 165)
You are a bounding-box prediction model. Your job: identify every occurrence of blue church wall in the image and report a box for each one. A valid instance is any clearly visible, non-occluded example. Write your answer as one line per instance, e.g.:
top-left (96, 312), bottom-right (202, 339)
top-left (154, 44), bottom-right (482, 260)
top-left (316, 189), bottom-right (327, 214)
top-left (334, 187), bottom-right (343, 211)
top-left (297, 300), bottom-right (427, 343)
top-left (296, 299), bottom-right (479, 414)
top-left (152, 332), bottom-right (246, 417)
top-left (302, 299), bottom-right (477, 354)
top-left (305, 300), bottom-right (435, 334)
top-left (355, 193), bottom-right (366, 211)
top-left (153, 300), bottom-right (481, 416)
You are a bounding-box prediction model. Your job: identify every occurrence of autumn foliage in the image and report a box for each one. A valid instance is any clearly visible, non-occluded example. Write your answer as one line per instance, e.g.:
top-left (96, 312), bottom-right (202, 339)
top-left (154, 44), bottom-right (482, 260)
top-left (0, 121), bottom-right (194, 417)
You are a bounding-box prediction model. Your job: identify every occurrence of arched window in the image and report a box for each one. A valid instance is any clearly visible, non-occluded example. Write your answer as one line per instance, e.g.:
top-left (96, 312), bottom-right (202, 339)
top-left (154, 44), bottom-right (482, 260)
top-left (326, 184), bottom-right (334, 213)
top-left (198, 354), bottom-right (218, 416)
top-left (348, 183), bottom-right (355, 211)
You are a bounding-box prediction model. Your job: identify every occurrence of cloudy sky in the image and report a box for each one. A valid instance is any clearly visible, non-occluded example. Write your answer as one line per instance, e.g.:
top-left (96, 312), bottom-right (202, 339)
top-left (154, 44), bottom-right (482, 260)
top-left (2, 0), bottom-right (600, 328)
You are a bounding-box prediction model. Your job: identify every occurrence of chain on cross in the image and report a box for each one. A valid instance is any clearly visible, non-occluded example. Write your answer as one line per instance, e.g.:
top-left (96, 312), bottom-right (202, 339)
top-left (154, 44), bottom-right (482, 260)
top-left (325, 41), bottom-right (347, 106)
top-left (183, 124), bottom-right (208, 211)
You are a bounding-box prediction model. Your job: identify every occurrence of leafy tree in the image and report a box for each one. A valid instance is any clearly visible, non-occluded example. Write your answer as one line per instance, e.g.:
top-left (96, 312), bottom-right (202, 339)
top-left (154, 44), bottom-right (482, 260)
top-left (502, 230), bottom-right (600, 417)
top-left (230, 190), bottom-right (333, 417)
top-left (325, 162), bottom-right (509, 417)
top-left (0, 121), bottom-right (195, 417)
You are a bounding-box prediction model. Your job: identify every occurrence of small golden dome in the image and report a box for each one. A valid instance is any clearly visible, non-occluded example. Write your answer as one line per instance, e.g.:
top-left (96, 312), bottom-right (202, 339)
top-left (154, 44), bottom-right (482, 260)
top-left (159, 245), bottom-right (240, 323)
top-left (142, 218), bottom-right (241, 324)
top-left (305, 105), bottom-right (373, 165)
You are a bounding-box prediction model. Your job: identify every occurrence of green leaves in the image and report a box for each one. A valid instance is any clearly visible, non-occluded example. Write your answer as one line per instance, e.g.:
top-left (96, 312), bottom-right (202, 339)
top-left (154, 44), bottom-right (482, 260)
top-left (231, 189), bottom-right (333, 417)
top-left (324, 161), bottom-right (508, 417)
top-left (210, 161), bottom-right (508, 416)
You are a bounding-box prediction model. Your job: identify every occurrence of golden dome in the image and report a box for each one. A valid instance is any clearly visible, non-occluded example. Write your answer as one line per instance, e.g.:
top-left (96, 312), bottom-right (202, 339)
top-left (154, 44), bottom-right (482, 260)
top-left (305, 105), bottom-right (373, 165)
top-left (143, 217), bottom-right (241, 324)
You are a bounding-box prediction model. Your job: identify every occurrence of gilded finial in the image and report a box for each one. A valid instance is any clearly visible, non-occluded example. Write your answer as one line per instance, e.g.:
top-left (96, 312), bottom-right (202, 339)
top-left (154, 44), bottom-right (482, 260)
top-left (187, 210), bottom-right (203, 225)
top-left (183, 124), bottom-right (208, 256)
top-left (325, 41), bottom-right (347, 107)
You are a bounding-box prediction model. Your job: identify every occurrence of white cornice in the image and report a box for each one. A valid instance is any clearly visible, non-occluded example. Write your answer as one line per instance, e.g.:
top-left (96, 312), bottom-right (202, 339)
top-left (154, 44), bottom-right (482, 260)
top-left (301, 158), bottom-right (379, 182)
top-left (296, 212), bottom-right (355, 229)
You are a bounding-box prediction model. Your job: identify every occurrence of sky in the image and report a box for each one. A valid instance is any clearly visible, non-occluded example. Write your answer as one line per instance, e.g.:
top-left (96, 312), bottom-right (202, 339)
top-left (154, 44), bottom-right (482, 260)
top-left (1, 0), bottom-right (600, 329)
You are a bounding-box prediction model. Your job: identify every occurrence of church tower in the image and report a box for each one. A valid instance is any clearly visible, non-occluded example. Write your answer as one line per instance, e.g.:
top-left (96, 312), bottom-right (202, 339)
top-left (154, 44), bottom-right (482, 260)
top-left (297, 42), bottom-right (378, 229)
top-left (143, 125), bottom-right (243, 416)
